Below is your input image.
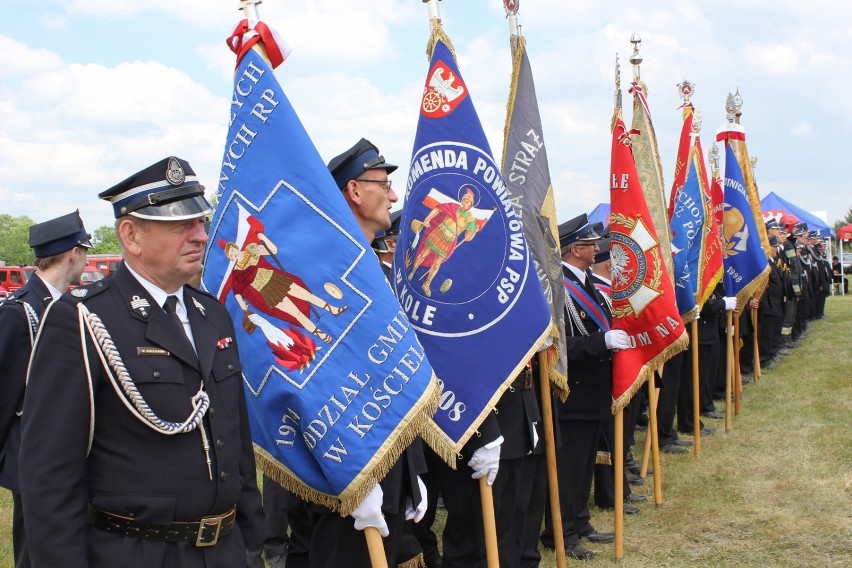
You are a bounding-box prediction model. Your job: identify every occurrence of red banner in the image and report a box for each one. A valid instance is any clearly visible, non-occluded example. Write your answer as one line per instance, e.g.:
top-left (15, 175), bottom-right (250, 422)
top-left (609, 117), bottom-right (688, 412)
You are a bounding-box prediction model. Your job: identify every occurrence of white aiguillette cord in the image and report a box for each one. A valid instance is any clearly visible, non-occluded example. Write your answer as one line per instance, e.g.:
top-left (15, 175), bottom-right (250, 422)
top-left (78, 303), bottom-right (213, 480)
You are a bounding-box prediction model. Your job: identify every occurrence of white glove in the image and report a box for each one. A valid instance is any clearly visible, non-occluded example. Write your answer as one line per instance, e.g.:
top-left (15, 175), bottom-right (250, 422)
top-left (468, 436), bottom-right (503, 486)
top-left (691, 305), bottom-right (701, 320)
top-left (405, 476), bottom-right (428, 523)
top-left (351, 484), bottom-right (388, 537)
top-left (723, 296), bottom-right (738, 311)
top-left (604, 329), bottom-right (631, 350)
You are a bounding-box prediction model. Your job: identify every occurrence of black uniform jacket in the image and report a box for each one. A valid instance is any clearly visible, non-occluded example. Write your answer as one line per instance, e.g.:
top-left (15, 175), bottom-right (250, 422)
top-left (0, 273), bottom-right (52, 492)
top-left (559, 266), bottom-right (612, 421)
top-left (19, 264), bottom-right (264, 568)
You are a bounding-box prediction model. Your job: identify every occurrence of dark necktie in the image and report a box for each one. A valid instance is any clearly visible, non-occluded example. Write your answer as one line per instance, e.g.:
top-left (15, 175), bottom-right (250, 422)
top-left (163, 295), bottom-right (190, 343)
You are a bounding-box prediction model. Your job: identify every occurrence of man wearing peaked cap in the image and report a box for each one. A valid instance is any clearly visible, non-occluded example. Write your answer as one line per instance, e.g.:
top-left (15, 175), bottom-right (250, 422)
top-left (328, 138), bottom-right (400, 247)
top-left (558, 213), bottom-right (603, 255)
top-left (0, 210), bottom-right (92, 568)
top-left (542, 212), bottom-right (635, 560)
top-left (19, 157), bottom-right (266, 568)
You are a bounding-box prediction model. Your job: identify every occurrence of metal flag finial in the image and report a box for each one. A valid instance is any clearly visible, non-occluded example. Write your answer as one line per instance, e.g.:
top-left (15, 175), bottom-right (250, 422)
top-left (614, 54), bottom-right (622, 110)
top-left (677, 79), bottom-right (695, 104)
top-left (629, 33), bottom-right (642, 82)
top-left (709, 142), bottom-right (720, 172)
top-left (726, 89), bottom-right (743, 123)
top-left (505, 0), bottom-right (520, 37)
top-left (238, 0), bottom-right (262, 19)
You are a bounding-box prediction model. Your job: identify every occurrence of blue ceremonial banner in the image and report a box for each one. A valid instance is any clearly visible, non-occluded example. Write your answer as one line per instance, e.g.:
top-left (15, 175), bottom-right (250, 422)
top-left (668, 137), bottom-right (707, 323)
top-left (202, 29), bottom-right (438, 514)
top-left (720, 142), bottom-right (769, 306)
top-left (392, 32), bottom-right (551, 453)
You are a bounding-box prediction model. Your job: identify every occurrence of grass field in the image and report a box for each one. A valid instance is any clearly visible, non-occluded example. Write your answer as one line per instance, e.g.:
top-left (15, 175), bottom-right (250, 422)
top-left (2, 296), bottom-right (850, 567)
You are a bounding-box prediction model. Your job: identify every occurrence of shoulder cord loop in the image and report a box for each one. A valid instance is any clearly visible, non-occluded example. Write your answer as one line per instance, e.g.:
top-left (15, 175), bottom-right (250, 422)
top-left (77, 303), bottom-right (209, 436)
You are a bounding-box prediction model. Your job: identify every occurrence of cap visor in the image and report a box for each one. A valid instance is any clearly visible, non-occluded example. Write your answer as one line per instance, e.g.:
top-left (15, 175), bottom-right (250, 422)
top-left (129, 195), bottom-right (212, 221)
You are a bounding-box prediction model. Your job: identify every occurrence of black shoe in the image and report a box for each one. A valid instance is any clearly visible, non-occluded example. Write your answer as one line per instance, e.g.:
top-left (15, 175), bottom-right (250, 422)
top-left (623, 503), bottom-right (641, 515)
top-left (673, 438), bottom-right (693, 447)
top-left (566, 544), bottom-right (595, 560)
top-left (583, 530), bottom-right (615, 544)
top-left (626, 493), bottom-right (648, 503)
top-left (700, 427), bottom-right (715, 436)
top-left (701, 410), bottom-right (725, 419)
top-left (661, 444), bottom-right (688, 454)
top-left (741, 374), bottom-right (752, 385)
top-left (265, 554), bottom-right (287, 568)
top-left (625, 471), bottom-right (644, 485)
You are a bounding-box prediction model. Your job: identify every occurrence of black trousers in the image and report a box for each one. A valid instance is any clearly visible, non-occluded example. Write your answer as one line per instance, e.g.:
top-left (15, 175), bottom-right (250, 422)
top-left (309, 510), bottom-right (405, 568)
top-left (409, 448), bottom-right (443, 568)
top-left (657, 353), bottom-right (683, 446)
top-left (13, 491), bottom-right (31, 568)
top-left (542, 419), bottom-right (601, 548)
top-left (520, 452), bottom-right (548, 568)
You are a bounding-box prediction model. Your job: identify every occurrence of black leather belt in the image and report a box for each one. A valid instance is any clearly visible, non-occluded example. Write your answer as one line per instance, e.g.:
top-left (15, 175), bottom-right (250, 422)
top-left (89, 506), bottom-right (236, 547)
top-left (511, 363), bottom-right (534, 390)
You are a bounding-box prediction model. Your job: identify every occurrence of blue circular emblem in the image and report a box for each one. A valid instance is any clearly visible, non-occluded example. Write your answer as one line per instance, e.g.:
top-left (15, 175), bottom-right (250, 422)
top-left (393, 141), bottom-right (531, 337)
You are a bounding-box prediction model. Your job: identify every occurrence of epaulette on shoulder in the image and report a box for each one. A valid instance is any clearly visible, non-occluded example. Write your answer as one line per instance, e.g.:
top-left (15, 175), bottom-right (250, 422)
top-left (64, 280), bottom-right (111, 303)
top-left (0, 295), bottom-right (17, 308)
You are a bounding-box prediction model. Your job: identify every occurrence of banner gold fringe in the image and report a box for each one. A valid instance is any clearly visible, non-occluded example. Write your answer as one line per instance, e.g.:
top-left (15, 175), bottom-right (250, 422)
top-left (426, 26), bottom-right (457, 63)
top-left (596, 451), bottom-right (612, 466)
top-left (398, 554), bottom-right (427, 568)
top-left (425, 324), bottom-right (552, 468)
top-left (611, 329), bottom-right (689, 414)
top-left (255, 374), bottom-right (441, 517)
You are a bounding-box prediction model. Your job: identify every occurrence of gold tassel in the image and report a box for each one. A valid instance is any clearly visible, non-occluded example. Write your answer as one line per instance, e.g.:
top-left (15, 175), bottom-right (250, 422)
top-left (397, 553), bottom-right (427, 568)
top-left (596, 451), bottom-right (612, 466)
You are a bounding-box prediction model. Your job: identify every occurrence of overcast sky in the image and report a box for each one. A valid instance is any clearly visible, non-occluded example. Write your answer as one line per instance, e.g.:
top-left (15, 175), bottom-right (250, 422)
top-left (1, 0), bottom-right (849, 234)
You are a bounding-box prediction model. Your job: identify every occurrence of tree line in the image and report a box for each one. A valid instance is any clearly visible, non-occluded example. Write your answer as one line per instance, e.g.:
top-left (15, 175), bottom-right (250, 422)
top-left (0, 214), bottom-right (121, 266)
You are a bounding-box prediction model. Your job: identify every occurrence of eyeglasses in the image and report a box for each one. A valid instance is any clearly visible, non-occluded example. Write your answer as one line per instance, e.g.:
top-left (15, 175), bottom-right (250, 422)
top-left (356, 178), bottom-right (393, 192)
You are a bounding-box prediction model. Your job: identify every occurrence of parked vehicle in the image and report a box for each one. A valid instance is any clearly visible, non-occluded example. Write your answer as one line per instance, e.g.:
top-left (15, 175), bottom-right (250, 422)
top-left (68, 266), bottom-right (106, 291)
top-left (0, 265), bottom-right (36, 296)
top-left (86, 254), bottom-right (123, 276)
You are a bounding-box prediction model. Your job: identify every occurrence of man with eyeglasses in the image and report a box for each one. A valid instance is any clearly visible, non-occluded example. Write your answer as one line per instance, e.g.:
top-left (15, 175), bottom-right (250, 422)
top-left (0, 210), bottom-right (92, 568)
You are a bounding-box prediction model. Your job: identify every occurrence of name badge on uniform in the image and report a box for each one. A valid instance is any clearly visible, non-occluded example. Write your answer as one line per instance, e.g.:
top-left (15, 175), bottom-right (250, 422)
top-left (137, 347), bottom-right (170, 356)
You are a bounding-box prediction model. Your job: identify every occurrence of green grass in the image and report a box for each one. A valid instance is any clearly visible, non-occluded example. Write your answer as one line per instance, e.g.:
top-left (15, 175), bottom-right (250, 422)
top-left (2, 296), bottom-right (851, 567)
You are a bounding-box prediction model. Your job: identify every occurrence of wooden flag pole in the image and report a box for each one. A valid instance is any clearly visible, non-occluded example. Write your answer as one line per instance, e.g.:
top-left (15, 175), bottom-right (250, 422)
top-left (365, 528), bottom-right (389, 568)
top-left (538, 352), bottom-right (567, 568)
top-left (614, 409), bottom-right (625, 561)
top-left (725, 311), bottom-right (733, 433)
top-left (645, 372), bottom-right (663, 505)
top-left (752, 307), bottom-right (761, 381)
top-left (691, 320), bottom-right (701, 456)
top-left (733, 315), bottom-right (742, 416)
top-left (479, 479), bottom-right (500, 567)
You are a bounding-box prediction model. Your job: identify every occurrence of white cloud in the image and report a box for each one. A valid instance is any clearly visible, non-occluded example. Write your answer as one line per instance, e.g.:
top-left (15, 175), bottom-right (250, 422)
top-left (789, 121), bottom-right (813, 137)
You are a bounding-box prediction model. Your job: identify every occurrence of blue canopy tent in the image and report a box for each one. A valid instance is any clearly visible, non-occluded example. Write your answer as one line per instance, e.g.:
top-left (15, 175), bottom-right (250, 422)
top-left (760, 191), bottom-right (834, 238)
top-left (587, 202), bottom-right (610, 228)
